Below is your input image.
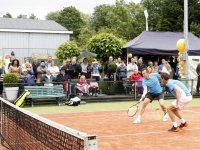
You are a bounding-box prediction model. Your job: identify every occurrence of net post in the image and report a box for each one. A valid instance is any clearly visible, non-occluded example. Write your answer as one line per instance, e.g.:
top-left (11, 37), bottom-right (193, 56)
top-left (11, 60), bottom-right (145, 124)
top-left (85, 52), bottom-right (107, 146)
top-left (84, 135), bottom-right (98, 150)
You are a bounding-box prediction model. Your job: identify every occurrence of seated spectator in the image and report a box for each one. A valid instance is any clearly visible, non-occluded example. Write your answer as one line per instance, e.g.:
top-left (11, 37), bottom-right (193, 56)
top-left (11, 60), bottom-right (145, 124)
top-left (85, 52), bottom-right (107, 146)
top-left (21, 58), bottom-right (32, 69)
top-left (37, 61), bottom-right (47, 83)
top-left (147, 61), bottom-right (155, 73)
top-left (25, 62), bottom-right (34, 76)
top-left (130, 69), bottom-right (143, 95)
top-left (20, 68), bottom-right (36, 91)
top-left (56, 67), bottom-right (74, 99)
top-left (49, 61), bottom-right (59, 78)
top-left (41, 69), bottom-right (56, 86)
top-left (75, 75), bottom-right (90, 94)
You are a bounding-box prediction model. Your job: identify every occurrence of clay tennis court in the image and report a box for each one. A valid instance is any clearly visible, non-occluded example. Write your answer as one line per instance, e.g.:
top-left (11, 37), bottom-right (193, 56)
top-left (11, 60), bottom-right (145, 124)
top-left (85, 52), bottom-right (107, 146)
top-left (40, 105), bottom-right (200, 150)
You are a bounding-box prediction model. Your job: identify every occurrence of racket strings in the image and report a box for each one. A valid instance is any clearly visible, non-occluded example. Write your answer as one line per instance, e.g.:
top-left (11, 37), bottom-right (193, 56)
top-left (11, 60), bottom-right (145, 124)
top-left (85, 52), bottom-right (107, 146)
top-left (154, 109), bottom-right (165, 120)
top-left (127, 106), bottom-right (138, 117)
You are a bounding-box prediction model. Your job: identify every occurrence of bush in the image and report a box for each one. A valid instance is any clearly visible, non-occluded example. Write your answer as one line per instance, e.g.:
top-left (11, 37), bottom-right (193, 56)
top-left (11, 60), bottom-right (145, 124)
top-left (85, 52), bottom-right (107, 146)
top-left (3, 73), bottom-right (19, 87)
top-left (108, 62), bottom-right (117, 73)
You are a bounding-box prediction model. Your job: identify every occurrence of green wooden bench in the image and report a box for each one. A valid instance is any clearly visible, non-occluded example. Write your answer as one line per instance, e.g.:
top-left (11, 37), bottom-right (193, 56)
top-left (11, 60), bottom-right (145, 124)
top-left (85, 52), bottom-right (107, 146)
top-left (24, 85), bottom-right (66, 107)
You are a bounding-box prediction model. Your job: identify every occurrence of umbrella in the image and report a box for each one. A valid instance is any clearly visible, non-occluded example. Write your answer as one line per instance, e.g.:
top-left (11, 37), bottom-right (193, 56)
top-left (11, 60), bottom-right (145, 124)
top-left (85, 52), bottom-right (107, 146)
top-left (78, 50), bottom-right (97, 58)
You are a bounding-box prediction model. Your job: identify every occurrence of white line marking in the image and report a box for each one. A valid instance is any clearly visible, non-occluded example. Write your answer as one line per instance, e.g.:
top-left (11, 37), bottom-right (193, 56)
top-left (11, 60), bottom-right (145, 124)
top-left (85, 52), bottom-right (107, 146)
top-left (98, 128), bottom-right (200, 138)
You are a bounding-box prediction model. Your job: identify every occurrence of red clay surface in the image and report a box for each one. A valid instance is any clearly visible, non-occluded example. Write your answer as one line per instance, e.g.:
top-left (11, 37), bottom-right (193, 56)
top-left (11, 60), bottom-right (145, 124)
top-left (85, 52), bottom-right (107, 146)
top-left (40, 106), bottom-right (200, 150)
top-left (1, 106), bottom-right (199, 150)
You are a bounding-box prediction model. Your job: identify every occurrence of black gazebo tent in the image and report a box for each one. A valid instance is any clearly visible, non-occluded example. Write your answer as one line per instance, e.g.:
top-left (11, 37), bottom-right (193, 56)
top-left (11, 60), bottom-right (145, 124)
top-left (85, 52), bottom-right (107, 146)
top-left (123, 31), bottom-right (200, 56)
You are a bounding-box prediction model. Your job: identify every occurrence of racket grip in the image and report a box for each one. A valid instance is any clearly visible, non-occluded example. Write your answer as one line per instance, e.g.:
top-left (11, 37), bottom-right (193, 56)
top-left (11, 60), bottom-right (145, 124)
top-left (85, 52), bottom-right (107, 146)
top-left (139, 98), bottom-right (143, 102)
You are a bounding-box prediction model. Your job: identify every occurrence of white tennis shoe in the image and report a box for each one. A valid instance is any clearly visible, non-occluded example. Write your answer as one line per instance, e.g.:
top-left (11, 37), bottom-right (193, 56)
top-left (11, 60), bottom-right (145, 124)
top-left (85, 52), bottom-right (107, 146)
top-left (163, 113), bottom-right (169, 122)
top-left (133, 117), bottom-right (141, 124)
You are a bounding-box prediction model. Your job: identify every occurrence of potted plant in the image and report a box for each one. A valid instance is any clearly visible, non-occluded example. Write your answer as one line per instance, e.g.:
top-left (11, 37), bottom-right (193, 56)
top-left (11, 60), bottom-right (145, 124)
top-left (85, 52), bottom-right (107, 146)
top-left (107, 62), bottom-right (117, 95)
top-left (3, 73), bottom-right (19, 102)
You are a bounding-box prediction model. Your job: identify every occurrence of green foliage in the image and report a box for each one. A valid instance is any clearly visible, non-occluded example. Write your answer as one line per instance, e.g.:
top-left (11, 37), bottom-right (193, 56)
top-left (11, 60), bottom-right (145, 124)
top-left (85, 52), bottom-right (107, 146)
top-left (57, 6), bottom-right (84, 40)
top-left (55, 41), bottom-right (81, 63)
top-left (91, 4), bottom-right (114, 31)
top-left (3, 12), bottom-right (12, 18)
top-left (108, 62), bottom-right (118, 73)
top-left (77, 27), bottom-right (96, 49)
top-left (45, 11), bottom-right (61, 22)
top-left (141, 0), bottom-right (200, 32)
top-left (29, 14), bottom-right (37, 19)
top-left (190, 22), bottom-right (200, 38)
top-left (87, 33), bottom-right (124, 61)
top-left (17, 14), bottom-right (22, 19)
top-left (3, 73), bottom-right (19, 87)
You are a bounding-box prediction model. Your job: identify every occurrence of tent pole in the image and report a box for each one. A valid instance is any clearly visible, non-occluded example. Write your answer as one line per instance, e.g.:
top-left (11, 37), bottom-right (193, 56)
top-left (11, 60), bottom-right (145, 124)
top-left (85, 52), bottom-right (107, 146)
top-left (184, 0), bottom-right (189, 88)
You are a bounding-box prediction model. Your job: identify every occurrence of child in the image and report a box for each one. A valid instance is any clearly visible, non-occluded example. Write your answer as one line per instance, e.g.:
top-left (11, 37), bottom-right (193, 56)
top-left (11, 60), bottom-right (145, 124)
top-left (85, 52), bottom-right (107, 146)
top-left (76, 75), bottom-right (90, 94)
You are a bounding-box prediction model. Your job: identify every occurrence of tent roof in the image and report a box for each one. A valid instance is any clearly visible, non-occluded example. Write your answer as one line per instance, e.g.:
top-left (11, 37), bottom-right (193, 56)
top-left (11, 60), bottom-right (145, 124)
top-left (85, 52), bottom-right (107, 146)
top-left (123, 31), bottom-right (200, 56)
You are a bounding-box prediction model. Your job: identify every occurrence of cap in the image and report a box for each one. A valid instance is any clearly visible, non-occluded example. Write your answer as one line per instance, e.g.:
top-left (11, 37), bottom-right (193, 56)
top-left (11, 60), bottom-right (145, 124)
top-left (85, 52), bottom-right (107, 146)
top-left (60, 67), bottom-right (65, 71)
top-left (22, 68), bottom-right (27, 72)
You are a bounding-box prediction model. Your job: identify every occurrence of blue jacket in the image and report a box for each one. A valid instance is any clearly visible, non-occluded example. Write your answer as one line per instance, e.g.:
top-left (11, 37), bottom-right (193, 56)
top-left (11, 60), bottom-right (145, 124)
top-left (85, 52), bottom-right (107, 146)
top-left (90, 65), bottom-right (101, 75)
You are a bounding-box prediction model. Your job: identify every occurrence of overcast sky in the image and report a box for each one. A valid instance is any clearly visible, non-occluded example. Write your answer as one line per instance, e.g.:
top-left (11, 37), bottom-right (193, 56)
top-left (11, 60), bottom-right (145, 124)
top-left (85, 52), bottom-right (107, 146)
top-left (0, 0), bottom-right (141, 20)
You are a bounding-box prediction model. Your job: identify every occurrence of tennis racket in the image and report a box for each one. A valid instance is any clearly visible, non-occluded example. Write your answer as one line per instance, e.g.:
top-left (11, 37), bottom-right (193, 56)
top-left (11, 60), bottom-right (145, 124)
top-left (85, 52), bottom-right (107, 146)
top-left (153, 108), bottom-right (166, 120)
top-left (127, 98), bottom-right (143, 117)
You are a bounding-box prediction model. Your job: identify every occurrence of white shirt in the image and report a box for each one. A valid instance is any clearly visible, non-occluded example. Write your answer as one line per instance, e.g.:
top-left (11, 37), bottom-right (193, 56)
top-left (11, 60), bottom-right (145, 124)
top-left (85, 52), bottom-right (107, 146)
top-left (49, 66), bottom-right (59, 77)
top-left (127, 63), bottom-right (138, 78)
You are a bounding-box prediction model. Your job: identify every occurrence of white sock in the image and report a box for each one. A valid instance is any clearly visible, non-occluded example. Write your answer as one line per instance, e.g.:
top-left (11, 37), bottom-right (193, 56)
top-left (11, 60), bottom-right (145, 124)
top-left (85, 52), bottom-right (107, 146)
top-left (181, 118), bottom-right (186, 124)
top-left (138, 115), bottom-right (141, 119)
top-left (172, 122), bottom-right (178, 127)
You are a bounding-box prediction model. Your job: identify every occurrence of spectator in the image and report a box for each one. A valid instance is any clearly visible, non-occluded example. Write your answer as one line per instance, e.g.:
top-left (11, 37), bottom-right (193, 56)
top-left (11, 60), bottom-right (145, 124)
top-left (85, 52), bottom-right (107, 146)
top-left (90, 60), bottom-right (101, 81)
top-left (147, 61), bottom-right (155, 74)
top-left (71, 58), bottom-right (81, 79)
top-left (25, 62), bottom-right (34, 76)
top-left (117, 61), bottom-right (127, 94)
top-left (45, 55), bottom-right (53, 68)
top-left (116, 57), bottom-right (122, 67)
top-left (7, 55), bottom-right (15, 73)
top-left (196, 62), bottom-right (200, 94)
top-left (3, 53), bottom-right (11, 74)
top-left (137, 58), bottom-right (146, 75)
top-left (49, 61), bottom-right (59, 78)
top-left (104, 56), bottom-right (114, 79)
top-left (80, 58), bottom-right (91, 79)
top-left (63, 59), bottom-right (74, 79)
top-left (21, 58), bottom-right (32, 69)
top-left (162, 61), bottom-right (172, 75)
top-left (41, 69), bottom-right (56, 86)
top-left (130, 69), bottom-right (143, 95)
top-left (169, 57), bottom-right (176, 73)
top-left (56, 67), bottom-right (71, 99)
top-left (175, 58), bottom-right (180, 79)
top-left (20, 68), bottom-right (36, 91)
top-left (127, 58), bottom-right (138, 78)
top-left (60, 60), bottom-right (66, 69)
top-left (153, 61), bottom-right (159, 73)
top-left (37, 61), bottom-right (47, 83)
top-left (32, 57), bottom-right (40, 79)
top-left (75, 75), bottom-right (91, 94)
top-left (158, 59), bottom-right (165, 74)
top-left (9, 59), bottom-right (22, 78)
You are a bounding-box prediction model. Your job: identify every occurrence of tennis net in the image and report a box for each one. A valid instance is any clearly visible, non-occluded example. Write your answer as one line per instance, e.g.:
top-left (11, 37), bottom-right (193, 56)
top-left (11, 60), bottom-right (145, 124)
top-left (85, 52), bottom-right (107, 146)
top-left (0, 98), bottom-right (98, 150)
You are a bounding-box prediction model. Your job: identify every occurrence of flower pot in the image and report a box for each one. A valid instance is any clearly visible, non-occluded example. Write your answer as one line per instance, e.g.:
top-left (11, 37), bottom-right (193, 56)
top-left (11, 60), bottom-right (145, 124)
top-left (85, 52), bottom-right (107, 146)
top-left (5, 87), bottom-right (19, 102)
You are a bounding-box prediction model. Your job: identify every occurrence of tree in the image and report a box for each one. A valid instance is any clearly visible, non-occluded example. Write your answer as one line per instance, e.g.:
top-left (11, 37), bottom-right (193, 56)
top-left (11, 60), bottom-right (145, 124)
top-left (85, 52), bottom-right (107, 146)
top-left (77, 27), bottom-right (96, 49)
top-left (55, 41), bottom-right (81, 63)
top-left (3, 12), bottom-right (12, 18)
top-left (45, 11), bottom-right (61, 22)
top-left (106, 0), bottom-right (145, 40)
top-left (29, 14), bottom-right (37, 19)
top-left (57, 6), bottom-right (84, 40)
top-left (141, 0), bottom-right (200, 32)
top-left (87, 33), bottom-right (124, 61)
top-left (190, 22), bottom-right (200, 38)
top-left (90, 4), bottom-right (114, 31)
top-left (17, 14), bottom-right (22, 18)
